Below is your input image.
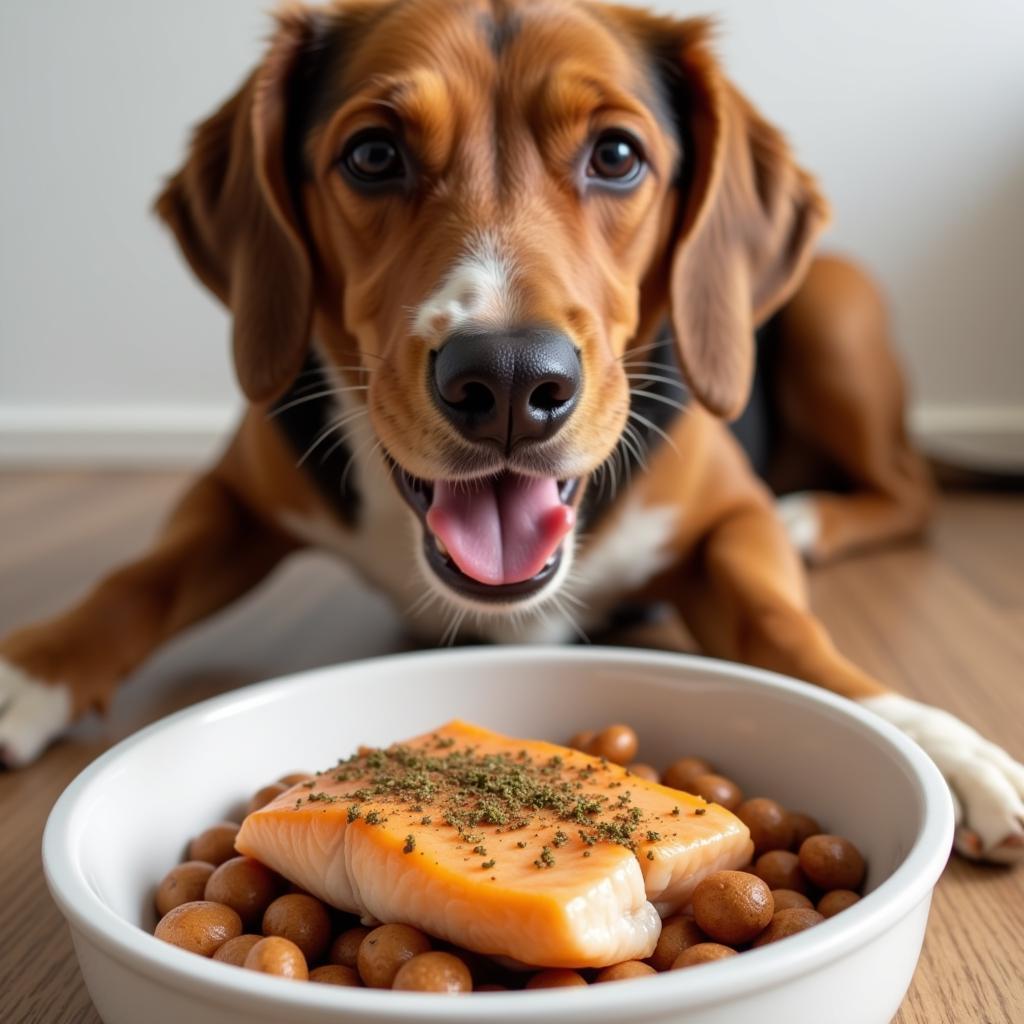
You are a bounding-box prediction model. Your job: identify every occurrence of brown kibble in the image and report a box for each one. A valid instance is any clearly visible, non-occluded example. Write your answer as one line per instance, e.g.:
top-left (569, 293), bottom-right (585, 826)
top-left (788, 812), bottom-right (822, 850)
top-left (595, 960), bottom-right (657, 982)
top-left (692, 870), bottom-right (773, 945)
top-left (589, 724), bottom-right (639, 765)
top-left (671, 943), bottom-right (737, 968)
top-left (753, 850), bottom-right (810, 895)
top-left (262, 894), bottom-right (332, 964)
top-left (154, 900), bottom-right (242, 957)
top-left (626, 762), bottom-right (660, 782)
top-left (278, 772), bottom-right (314, 786)
top-left (187, 823), bottom-right (240, 867)
top-left (647, 915), bottom-right (706, 972)
top-left (525, 969), bottom-right (588, 988)
top-left (204, 856), bottom-right (279, 929)
top-left (771, 889), bottom-right (813, 911)
top-left (329, 926), bottom-right (371, 969)
top-left (213, 934), bottom-right (263, 967)
top-left (818, 889), bottom-right (861, 918)
top-left (568, 730), bottom-right (595, 752)
top-left (752, 907), bottom-right (824, 946)
top-left (392, 951), bottom-right (473, 993)
top-left (689, 773), bottom-right (742, 811)
top-left (243, 935), bottom-right (309, 979)
top-left (155, 861), bottom-right (215, 918)
top-left (661, 756), bottom-right (713, 792)
top-left (310, 964), bottom-right (361, 986)
top-left (736, 798), bottom-right (795, 856)
top-left (799, 835), bottom-right (866, 891)
top-left (248, 783), bottom-right (288, 815)
top-left (357, 923), bottom-right (432, 989)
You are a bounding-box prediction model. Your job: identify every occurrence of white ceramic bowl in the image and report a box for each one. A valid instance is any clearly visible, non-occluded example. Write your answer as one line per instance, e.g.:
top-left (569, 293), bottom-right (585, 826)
top-left (44, 647), bottom-right (953, 1024)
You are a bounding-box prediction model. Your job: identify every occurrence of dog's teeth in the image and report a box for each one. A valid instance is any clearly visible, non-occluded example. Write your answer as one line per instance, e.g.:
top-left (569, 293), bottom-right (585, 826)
top-left (435, 536), bottom-right (449, 557)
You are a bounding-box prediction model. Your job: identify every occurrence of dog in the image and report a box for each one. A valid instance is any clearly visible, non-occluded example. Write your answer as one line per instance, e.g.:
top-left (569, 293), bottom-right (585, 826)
top-left (1, 0), bottom-right (1021, 863)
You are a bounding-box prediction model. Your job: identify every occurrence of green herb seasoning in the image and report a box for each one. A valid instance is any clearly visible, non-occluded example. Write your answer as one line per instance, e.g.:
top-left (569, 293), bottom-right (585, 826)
top-left (309, 733), bottom-right (676, 864)
top-left (534, 847), bottom-right (556, 869)
top-left (403, 835), bottom-right (416, 854)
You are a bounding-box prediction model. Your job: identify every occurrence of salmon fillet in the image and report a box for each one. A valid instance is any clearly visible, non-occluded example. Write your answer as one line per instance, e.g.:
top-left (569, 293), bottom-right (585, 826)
top-left (236, 720), bottom-right (752, 967)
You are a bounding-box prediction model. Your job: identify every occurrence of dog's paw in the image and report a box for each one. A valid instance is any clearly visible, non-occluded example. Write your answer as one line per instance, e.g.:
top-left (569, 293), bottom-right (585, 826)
top-left (775, 492), bottom-right (820, 558)
top-left (0, 657), bottom-right (71, 768)
top-left (862, 693), bottom-right (1024, 865)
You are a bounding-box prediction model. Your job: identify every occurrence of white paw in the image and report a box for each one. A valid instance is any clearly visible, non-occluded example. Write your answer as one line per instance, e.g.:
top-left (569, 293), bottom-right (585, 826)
top-left (863, 693), bottom-right (1024, 864)
top-left (0, 657), bottom-right (71, 767)
top-left (776, 492), bottom-right (820, 556)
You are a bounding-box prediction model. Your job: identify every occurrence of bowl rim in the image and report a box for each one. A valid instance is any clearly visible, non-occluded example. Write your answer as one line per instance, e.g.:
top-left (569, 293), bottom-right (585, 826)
top-left (43, 645), bottom-right (954, 1020)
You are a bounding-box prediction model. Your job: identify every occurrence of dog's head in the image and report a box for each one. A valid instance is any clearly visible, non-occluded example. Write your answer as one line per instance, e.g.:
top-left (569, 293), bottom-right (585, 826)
top-left (157, 0), bottom-right (827, 615)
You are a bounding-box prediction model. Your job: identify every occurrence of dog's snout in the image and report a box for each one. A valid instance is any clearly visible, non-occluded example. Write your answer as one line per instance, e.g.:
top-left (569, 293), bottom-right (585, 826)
top-left (431, 327), bottom-right (581, 450)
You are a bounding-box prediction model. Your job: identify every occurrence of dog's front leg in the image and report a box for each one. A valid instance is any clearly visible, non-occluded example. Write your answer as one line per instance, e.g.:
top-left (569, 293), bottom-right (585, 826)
top-left (0, 468), bottom-right (296, 767)
top-left (667, 496), bottom-right (1024, 864)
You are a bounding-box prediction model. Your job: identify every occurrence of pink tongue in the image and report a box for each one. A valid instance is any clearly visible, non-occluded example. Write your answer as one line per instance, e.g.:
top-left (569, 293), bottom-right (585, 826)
top-left (426, 474), bottom-right (574, 586)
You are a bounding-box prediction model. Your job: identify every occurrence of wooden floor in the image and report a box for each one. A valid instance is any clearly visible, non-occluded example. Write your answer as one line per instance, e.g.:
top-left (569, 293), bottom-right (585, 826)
top-left (0, 471), bottom-right (1021, 1023)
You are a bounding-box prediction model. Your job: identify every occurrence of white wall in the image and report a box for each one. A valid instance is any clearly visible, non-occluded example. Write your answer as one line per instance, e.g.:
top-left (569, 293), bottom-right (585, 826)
top-left (1, 0), bottom-right (1022, 465)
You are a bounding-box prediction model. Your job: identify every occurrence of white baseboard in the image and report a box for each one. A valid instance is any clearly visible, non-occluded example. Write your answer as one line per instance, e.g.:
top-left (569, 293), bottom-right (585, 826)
top-left (0, 404), bottom-right (240, 467)
top-left (0, 401), bottom-right (1020, 469)
top-left (909, 404), bottom-right (1024, 470)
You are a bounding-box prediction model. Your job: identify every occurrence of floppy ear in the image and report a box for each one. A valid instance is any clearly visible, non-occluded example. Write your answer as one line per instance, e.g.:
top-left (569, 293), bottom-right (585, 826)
top-left (154, 10), bottom-right (323, 403)
top-left (651, 22), bottom-right (830, 420)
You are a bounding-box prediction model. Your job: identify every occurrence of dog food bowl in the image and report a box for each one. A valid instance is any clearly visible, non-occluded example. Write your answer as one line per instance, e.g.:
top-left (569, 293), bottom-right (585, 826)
top-left (43, 646), bottom-right (953, 1023)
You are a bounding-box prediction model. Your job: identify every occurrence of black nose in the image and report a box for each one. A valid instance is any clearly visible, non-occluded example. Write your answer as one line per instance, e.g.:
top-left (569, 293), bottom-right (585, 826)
top-left (431, 327), bottom-right (581, 450)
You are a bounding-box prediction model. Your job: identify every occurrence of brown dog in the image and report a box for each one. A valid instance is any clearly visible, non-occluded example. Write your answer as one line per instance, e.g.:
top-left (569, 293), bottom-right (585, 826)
top-left (1, 0), bottom-right (1020, 862)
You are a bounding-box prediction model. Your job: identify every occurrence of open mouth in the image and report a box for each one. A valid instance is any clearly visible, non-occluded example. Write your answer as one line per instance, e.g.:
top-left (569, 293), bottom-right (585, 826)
top-left (394, 467), bottom-right (582, 602)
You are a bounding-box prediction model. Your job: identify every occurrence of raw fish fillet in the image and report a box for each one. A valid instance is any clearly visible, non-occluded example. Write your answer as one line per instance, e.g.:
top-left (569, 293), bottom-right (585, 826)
top-left (236, 720), bottom-right (751, 967)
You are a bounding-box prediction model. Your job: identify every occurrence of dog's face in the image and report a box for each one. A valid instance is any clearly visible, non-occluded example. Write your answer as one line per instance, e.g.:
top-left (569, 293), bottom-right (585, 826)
top-left (158, 0), bottom-right (826, 615)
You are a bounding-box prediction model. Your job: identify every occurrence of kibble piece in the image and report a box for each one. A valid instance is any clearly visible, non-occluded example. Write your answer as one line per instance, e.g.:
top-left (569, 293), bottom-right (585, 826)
top-left (204, 856), bottom-right (278, 929)
top-left (752, 907), bottom-right (824, 946)
top-left (248, 783), bottom-right (288, 815)
top-left (262, 894), bottom-right (332, 964)
top-left (567, 730), bottom-right (595, 752)
top-left (787, 812), bottom-right (822, 850)
top-left (244, 935), bottom-right (309, 979)
top-left (310, 964), bottom-right (361, 986)
top-left (213, 934), bottom-right (263, 967)
top-left (692, 870), bottom-right (774, 945)
top-left (329, 926), bottom-right (372, 969)
top-left (626, 762), bottom-right (660, 782)
top-left (187, 823), bottom-right (240, 867)
top-left (647, 915), bottom-right (706, 972)
top-left (799, 835), bottom-right (866, 891)
top-left (392, 951), bottom-right (473, 993)
top-left (671, 943), bottom-right (737, 968)
top-left (818, 889), bottom-right (861, 918)
top-left (771, 889), bottom-right (813, 911)
top-left (154, 900), bottom-right (242, 957)
top-left (278, 772), bottom-right (313, 786)
top-left (155, 861), bottom-right (215, 918)
top-left (595, 960), bottom-right (657, 982)
top-left (357, 923), bottom-right (432, 989)
top-left (525, 969), bottom-right (588, 988)
top-left (689, 773), bottom-right (742, 812)
top-left (589, 724), bottom-right (639, 765)
top-left (753, 850), bottom-right (810, 895)
top-left (661, 756), bottom-right (713, 792)
top-left (736, 798), bottom-right (795, 856)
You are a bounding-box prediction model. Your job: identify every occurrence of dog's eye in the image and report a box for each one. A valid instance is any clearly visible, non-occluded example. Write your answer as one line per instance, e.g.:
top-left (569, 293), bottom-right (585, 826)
top-left (340, 132), bottom-right (406, 185)
top-left (588, 132), bottom-right (644, 184)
